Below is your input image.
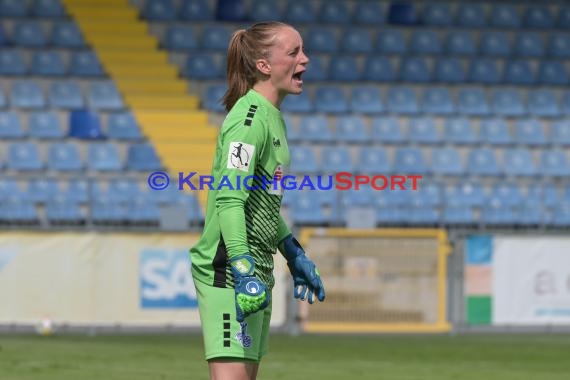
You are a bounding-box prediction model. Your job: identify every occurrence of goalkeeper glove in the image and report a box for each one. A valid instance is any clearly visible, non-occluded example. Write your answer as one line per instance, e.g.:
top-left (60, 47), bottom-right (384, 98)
top-left (230, 254), bottom-right (270, 323)
top-left (280, 234), bottom-right (325, 304)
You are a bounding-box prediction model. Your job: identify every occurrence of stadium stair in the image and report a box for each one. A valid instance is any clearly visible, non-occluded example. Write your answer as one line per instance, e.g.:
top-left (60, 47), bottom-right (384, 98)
top-left (62, 0), bottom-right (216, 206)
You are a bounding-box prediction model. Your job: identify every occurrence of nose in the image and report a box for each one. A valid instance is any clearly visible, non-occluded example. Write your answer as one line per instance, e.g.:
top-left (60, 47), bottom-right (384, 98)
top-left (300, 50), bottom-right (309, 65)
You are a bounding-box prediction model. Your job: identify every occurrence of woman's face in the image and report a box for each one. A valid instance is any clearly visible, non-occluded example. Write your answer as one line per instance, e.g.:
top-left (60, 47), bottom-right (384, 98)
top-left (265, 27), bottom-right (309, 98)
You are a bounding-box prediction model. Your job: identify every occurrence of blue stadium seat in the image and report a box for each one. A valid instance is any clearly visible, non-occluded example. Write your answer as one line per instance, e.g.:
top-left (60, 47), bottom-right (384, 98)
top-left (457, 3), bottom-right (486, 27)
top-left (561, 91), bottom-right (570, 115)
top-left (527, 184), bottom-right (559, 208)
top-left (350, 86), bottom-right (384, 114)
top-left (319, 1), bottom-right (350, 24)
top-left (13, 21), bottom-right (46, 47)
top-left (341, 28), bottom-right (373, 53)
top-left (408, 117), bottom-right (441, 145)
top-left (289, 191), bottom-right (327, 225)
top-left (91, 198), bottom-right (126, 225)
top-left (144, 0), bottom-right (176, 21)
top-left (63, 179), bottom-right (89, 203)
top-left (538, 61), bottom-right (568, 86)
top-left (444, 118), bottom-right (478, 145)
top-left (559, 7), bottom-right (570, 28)
top-left (106, 178), bottom-right (142, 202)
top-left (528, 90), bottom-right (560, 117)
top-left (370, 116), bottom-right (405, 144)
top-left (342, 187), bottom-right (374, 208)
top-left (185, 53), bottom-right (222, 79)
top-left (442, 205), bottom-right (476, 225)
top-left (46, 198), bottom-right (84, 225)
top-left (0, 0), bottom-right (27, 17)
top-left (410, 181), bottom-right (443, 206)
top-left (10, 80), bottom-right (45, 109)
top-left (410, 30), bottom-right (441, 54)
top-left (127, 143), bottom-right (162, 171)
top-left (550, 120), bottom-right (570, 146)
top-left (69, 51), bottom-right (104, 77)
top-left (491, 4), bottom-right (520, 28)
top-left (290, 146), bottom-right (318, 173)
top-left (363, 56), bottom-right (396, 82)
top-left (445, 181), bottom-right (485, 207)
top-left (491, 89), bottom-right (526, 116)
top-left (400, 57), bottom-right (431, 83)
top-left (303, 55), bottom-right (328, 81)
top-left (87, 143), bottom-right (122, 171)
top-left (386, 87), bottom-right (419, 114)
top-left (0, 23), bottom-right (6, 46)
top-left (488, 182), bottom-right (524, 207)
top-left (107, 112), bottom-right (142, 140)
top-left (320, 146), bottom-right (353, 173)
top-left (431, 147), bottom-right (464, 176)
top-left (524, 6), bottom-right (554, 29)
top-left (552, 203), bottom-right (570, 227)
top-left (548, 34), bottom-right (570, 59)
top-left (353, 1), bottom-right (384, 25)
top-left (314, 86), bottom-right (348, 114)
top-left (518, 203), bottom-right (544, 226)
top-left (481, 198), bottom-right (517, 226)
top-left (29, 111), bottom-right (63, 139)
top-left (0, 50), bottom-right (27, 75)
top-left (376, 29), bottom-right (406, 54)
top-left (126, 196), bottom-right (160, 225)
top-left (421, 87), bottom-right (455, 115)
top-left (504, 60), bottom-right (535, 85)
top-left (88, 82), bottom-right (123, 110)
top-left (49, 81), bottom-right (84, 109)
top-left (393, 147), bottom-right (428, 175)
top-left (0, 180), bottom-right (23, 202)
top-left (457, 88), bottom-right (490, 116)
top-left (31, 50), bottom-right (66, 76)
top-left (513, 119), bottom-right (547, 146)
top-left (422, 2), bottom-right (453, 26)
top-left (51, 22), bottom-right (84, 48)
top-left (329, 56), bottom-right (360, 81)
top-left (306, 27), bottom-right (338, 53)
top-left (503, 148), bottom-right (537, 177)
top-left (0, 198), bottom-right (39, 225)
top-left (47, 143), bottom-right (82, 171)
top-left (0, 88), bottom-right (6, 108)
top-left (281, 91), bottom-right (313, 113)
top-left (540, 151), bottom-right (570, 177)
top-left (481, 32), bottom-right (511, 57)
top-left (163, 26), bottom-right (198, 51)
top-left (202, 84), bottom-right (226, 112)
top-left (335, 115), bottom-right (369, 143)
top-left (249, 0), bottom-right (280, 21)
top-left (179, 0), bottom-right (212, 21)
top-left (435, 57), bottom-right (466, 83)
top-left (468, 59), bottom-right (501, 84)
top-left (467, 148), bottom-right (501, 176)
top-left (200, 25), bottom-right (231, 51)
top-left (0, 111), bottom-right (23, 139)
top-left (26, 178), bottom-right (59, 203)
top-left (358, 147), bottom-right (390, 174)
top-left (375, 204), bottom-right (407, 225)
top-left (33, 0), bottom-right (65, 18)
top-left (284, 0), bottom-right (316, 24)
top-left (446, 31), bottom-right (477, 56)
top-left (298, 114), bottom-right (332, 143)
top-left (515, 32), bottom-right (544, 57)
top-left (7, 142), bottom-right (42, 171)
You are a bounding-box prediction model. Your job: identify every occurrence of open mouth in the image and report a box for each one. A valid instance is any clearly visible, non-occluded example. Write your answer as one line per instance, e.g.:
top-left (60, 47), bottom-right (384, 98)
top-left (293, 70), bottom-right (304, 82)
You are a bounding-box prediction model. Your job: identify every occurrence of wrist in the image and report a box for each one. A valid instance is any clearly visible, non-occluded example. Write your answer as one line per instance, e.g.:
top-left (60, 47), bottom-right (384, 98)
top-left (230, 254), bottom-right (255, 277)
top-left (279, 234), bottom-right (304, 263)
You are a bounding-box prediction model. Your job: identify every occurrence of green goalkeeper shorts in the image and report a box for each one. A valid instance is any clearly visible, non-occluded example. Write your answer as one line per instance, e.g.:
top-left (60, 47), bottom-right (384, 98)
top-left (194, 279), bottom-right (272, 362)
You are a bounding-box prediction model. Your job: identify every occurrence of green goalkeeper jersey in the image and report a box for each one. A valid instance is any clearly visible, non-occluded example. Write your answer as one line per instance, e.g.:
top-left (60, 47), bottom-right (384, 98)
top-left (190, 89), bottom-right (291, 290)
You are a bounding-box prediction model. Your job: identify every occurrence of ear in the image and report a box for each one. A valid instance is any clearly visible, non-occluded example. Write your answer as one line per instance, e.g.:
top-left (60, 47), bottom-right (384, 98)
top-left (256, 59), bottom-right (271, 75)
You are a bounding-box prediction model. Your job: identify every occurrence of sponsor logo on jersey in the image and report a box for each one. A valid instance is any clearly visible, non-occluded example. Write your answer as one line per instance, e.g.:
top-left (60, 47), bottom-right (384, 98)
top-left (272, 137), bottom-right (281, 148)
top-left (227, 142), bottom-right (255, 172)
top-left (268, 164), bottom-right (286, 196)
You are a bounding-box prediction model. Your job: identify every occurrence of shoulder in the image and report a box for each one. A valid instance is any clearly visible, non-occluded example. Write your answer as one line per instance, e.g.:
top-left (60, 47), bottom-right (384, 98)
top-left (223, 93), bottom-right (270, 132)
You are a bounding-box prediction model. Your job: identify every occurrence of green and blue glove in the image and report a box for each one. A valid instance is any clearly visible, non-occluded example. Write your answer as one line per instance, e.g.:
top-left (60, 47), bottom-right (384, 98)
top-left (230, 254), bottom-right (270, 323)
top-left (280, 234), bottom-right (325, 304)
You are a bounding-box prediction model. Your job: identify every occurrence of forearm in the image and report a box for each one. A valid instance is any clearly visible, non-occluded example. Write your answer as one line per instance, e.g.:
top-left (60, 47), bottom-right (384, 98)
top-left (217, 198), bottom-right (249, 258)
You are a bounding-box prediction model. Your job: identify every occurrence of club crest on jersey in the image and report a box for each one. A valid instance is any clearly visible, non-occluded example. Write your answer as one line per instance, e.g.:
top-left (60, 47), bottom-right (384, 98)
top-left (236, 322), bottom-right (252, 348)
top-left (227, 142), bottom-right (255, 172)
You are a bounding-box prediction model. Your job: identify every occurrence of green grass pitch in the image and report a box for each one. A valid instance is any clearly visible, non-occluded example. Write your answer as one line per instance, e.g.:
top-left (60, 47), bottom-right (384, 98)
top-left (1, 334), bottom-right (569, 380)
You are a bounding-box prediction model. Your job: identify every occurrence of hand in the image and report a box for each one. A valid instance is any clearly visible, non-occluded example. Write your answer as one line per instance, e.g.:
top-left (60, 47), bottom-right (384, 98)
top-left (230, 254), bottom-right (270, 322)
top-left (280, 235), bottom-right (326, 304)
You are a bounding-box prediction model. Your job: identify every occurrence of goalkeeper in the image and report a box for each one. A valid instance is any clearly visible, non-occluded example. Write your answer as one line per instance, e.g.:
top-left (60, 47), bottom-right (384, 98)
top-left (189, 21), bottom-right (325, 380)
